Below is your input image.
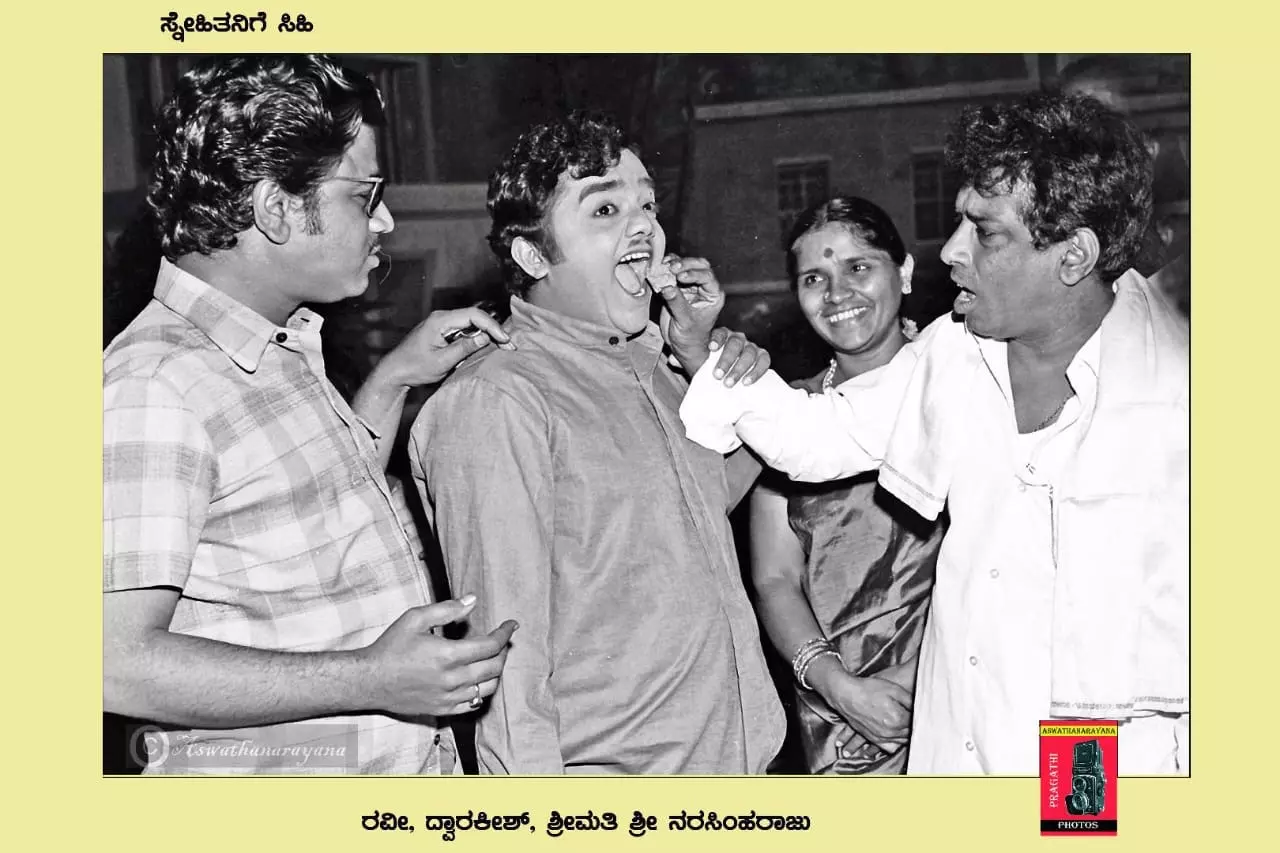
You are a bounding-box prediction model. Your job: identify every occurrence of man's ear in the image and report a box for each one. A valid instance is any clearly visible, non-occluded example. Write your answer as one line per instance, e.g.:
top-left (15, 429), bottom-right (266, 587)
top-left (251, 180), bottom-right (294, 245)
top-left (900, 253), bottom-right (916, 294)
top-left (512, 237), bottom-right (549, 281)
top-left (1059, 227), bottom-right (1100, 286)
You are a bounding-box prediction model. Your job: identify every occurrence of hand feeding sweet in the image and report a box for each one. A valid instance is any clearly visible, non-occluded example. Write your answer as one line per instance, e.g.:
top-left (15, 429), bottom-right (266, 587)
top-left (645, 255), bottom-right (678, 293)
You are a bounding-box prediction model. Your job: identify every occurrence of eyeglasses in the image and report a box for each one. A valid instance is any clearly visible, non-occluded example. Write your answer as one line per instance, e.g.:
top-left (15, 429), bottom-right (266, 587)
top-left (327, 176), bottom-right (387, 217)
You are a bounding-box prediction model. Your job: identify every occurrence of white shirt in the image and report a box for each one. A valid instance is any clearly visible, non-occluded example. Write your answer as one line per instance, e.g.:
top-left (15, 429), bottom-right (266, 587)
top-left (680, 326), bottom-right (1187, 775)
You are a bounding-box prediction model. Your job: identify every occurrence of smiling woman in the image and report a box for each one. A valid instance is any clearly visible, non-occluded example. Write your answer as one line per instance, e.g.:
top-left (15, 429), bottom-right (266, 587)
top-left (749, 195), bottom-right (946, 775)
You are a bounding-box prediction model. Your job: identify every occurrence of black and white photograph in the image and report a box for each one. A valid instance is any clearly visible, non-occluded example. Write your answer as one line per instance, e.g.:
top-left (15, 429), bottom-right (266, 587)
top-left (102, 53), bottom-right (1190, 777)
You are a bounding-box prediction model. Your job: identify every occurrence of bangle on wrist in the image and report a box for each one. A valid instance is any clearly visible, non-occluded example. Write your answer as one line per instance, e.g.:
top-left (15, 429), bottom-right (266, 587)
top-left (791, 637), bottom-right (838, 690)
top-left (790, 637), bottom-right (829, 674)
top-left (798, 649), bottom-right (843, 691)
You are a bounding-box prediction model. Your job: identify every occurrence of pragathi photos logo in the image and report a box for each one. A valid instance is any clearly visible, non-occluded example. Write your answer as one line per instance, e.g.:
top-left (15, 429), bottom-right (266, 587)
top-left (1039, 720), bottom-right (1118, 836)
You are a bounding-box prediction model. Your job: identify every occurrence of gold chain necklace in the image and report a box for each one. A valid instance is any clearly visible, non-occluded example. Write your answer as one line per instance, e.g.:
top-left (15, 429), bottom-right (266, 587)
top-left (822, 359), bottom-right (839, 393)
top-left (822, 319), bottom-right (916, 393)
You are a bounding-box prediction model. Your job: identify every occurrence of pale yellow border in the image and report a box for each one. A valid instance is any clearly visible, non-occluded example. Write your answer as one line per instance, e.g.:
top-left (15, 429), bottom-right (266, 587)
top-left (7, 0), bottom-right (1264, 848)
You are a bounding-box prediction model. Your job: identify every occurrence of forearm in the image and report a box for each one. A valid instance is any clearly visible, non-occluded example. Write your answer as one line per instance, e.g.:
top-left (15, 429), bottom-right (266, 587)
top-left (670, 342), bottom-right (710, 378)
top-left (104, 630), bottom-right (374, 728)
top-left (756, 579), bottom-right (849, 708)
top-left (680, 361), bottom-right (885, 482)
top-left (352, 358), bottom-right (411, 471)
top-left (754, 578), bottom-right (827, 664)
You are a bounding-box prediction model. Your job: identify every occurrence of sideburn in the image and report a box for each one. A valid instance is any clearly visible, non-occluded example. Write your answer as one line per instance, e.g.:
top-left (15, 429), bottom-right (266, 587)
top-left (303, 193), bottom-right (325, 236)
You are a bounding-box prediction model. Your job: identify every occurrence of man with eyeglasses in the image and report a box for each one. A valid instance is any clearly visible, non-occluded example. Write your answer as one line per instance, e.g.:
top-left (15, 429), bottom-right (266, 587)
top-left (103, 54), bottom-right (517, 774)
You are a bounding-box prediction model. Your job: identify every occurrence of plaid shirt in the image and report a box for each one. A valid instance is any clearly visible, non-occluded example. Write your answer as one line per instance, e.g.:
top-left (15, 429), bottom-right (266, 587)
top-left (104, 259), bottom-right (452, 774)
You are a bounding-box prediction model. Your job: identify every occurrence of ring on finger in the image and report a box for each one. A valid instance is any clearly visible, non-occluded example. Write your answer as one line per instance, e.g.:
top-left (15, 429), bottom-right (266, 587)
top-left (468, 683), bottom-right (482, 709)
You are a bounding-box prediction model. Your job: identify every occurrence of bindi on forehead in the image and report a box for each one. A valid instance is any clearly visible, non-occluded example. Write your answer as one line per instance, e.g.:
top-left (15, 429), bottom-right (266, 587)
top-left (823, 248), bottom-right (834, 259)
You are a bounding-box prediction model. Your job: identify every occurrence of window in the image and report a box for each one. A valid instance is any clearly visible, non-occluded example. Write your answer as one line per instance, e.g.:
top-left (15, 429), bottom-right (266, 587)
top-left (339, 56), bottom-right (435, 183)
top-left (912, 152), bottom-right (964, 241)
top-left (777, 159), bottom-right (830, 248)
top-left (122, 54), bottom-right (436, 185)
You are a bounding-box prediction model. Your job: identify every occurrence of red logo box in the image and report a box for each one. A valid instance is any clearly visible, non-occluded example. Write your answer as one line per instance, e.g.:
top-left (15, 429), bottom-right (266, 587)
top-left (1039, 720), bottom-right (1118, 836)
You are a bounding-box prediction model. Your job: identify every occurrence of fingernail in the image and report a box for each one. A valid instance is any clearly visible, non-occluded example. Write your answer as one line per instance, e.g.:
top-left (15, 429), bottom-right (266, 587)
top-left (460, 594), bottom-right (476, 606)
top-left (713, 369), bottom-right (724, 379)
top-left (708, 341), bottom-right (720, 351)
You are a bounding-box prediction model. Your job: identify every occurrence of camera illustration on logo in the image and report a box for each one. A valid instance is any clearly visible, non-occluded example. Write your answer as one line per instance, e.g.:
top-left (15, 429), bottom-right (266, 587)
top-left (1065, 739), bottom-right (1107, 816)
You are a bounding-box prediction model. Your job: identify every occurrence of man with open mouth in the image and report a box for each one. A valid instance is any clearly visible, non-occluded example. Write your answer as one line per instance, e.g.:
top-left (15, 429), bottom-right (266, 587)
top-left (410, 110), bottom-right (785, 774)
top-left (678, 92), bottom-right (1189, 776)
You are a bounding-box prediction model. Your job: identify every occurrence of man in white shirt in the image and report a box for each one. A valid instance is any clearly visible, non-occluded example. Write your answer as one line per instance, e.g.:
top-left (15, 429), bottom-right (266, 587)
top-left (674, 92), bottom-right (1189, 775)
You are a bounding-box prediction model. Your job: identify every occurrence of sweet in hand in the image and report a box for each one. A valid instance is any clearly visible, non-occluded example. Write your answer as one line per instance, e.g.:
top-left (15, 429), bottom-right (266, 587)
top-left (646, 256), bottom-right (678, 293)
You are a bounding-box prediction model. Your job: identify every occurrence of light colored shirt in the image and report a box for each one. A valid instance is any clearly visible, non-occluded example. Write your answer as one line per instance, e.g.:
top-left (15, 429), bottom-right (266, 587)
top-left (103, 259), bottom-right (452, 774)
top-left (680, 272), bottom-right (1188, 774)
top-left (410, 296), bottom-right (785, 774)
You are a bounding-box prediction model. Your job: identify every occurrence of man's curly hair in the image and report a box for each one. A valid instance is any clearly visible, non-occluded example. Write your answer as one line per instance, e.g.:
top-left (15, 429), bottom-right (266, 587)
top-left (945, 92), bottom-right (1153, 282)
top-left (487, 110), bottom-right (636, 298)
top-left (147, 54), bottom-right (384, 261)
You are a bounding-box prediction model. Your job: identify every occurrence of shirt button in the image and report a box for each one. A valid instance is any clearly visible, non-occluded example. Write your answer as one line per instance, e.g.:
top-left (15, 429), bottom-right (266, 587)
top-left (433, 733), bottom-right (441, 745)
top-left (990, 568), bottom-right (1000, 579)
top-left (274, 332), bottom-right (288, 343)
top-left (965, 740), bottom-right (976, 752)
top-left (969, 655), bottom-right (978, 666)
top-left (608, 336), bottom-right (620, 345)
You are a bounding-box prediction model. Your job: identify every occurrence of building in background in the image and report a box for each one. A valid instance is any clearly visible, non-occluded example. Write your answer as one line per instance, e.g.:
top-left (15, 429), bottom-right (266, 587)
top-left (104, 53), bottom-right (1189, 385)
top-left (102, 52), bottom-right (1189, 775)
top-left (682, 54), bottom-right (1189, 378)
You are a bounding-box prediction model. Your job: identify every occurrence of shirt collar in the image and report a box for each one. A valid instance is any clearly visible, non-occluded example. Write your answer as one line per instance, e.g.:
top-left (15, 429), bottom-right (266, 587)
top-left (153, 258), bottom-right (324, 372)
top-left (968, 314), bottom-right (1104, 411)
top-left (508, 295), bottom-right (664, 357)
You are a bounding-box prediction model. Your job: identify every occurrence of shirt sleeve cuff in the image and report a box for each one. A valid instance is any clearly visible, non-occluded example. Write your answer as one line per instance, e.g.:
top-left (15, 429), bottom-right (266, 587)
top-left (679, 357), bottom-right (748, 453)
top-left (680, 358), bottom-right (798, 455)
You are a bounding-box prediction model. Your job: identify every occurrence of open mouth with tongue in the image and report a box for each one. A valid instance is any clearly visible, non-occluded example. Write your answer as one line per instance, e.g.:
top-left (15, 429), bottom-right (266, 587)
top-left (615, 250), bottom-right (655, 298)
